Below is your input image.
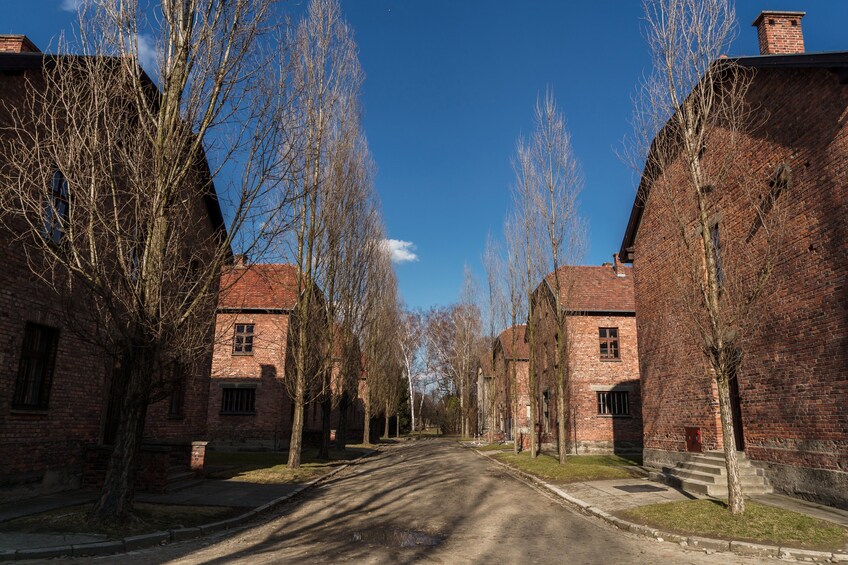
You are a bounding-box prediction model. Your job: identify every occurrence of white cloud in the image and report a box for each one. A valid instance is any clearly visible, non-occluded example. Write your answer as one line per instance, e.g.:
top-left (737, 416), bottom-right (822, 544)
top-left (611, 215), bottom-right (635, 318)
top-left (60, 0), bottom-right (83, 12)
top-left (382, 239), bottom-right (418, 264)
top-left (134, 33), bottom-right (158, 76)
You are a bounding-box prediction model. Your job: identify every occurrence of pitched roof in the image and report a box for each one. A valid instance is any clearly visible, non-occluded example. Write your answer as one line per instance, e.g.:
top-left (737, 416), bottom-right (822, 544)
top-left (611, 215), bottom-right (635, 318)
top-left (218, 264), bottom-right (299, 311)
top-left (619, 51), bottom-right (848, 261)
top-left (496, 325), bottom-right (529, 360)
top-left (544, 265), bottom-right (635, 313)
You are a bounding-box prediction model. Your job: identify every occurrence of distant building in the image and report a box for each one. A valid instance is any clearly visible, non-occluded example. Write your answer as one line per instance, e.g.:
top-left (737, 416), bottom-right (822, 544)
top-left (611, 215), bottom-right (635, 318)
top-left (492, 324), bottom-right (530, 447)
top-left (530, 257), bottom-right (642, 454)
top-left (207, 260), bottom-right (363, 450)
top-left (620, 11), bottom-right (848, 506)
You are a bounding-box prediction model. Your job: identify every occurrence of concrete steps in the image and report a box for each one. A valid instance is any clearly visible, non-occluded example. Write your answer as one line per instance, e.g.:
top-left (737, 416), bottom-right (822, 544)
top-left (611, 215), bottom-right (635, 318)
top-left (651, 451), bottom-right (773, 497)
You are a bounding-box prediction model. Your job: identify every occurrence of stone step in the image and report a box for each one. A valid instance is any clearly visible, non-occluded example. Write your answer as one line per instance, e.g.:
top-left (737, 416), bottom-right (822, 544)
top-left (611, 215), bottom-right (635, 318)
top-left (671, 467), bottom-right (770, 486)
top-left (651, 471), bottom-right (773, 497)
top-left (689, 451), bottom-right (748, 463)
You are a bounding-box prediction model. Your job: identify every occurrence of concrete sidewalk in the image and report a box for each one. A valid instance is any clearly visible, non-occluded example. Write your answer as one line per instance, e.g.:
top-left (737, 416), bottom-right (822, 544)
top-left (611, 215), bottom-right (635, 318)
top-left (0, 478), bottom-right (302, 552)
top-left (554, 477), bottom-right (848, 528)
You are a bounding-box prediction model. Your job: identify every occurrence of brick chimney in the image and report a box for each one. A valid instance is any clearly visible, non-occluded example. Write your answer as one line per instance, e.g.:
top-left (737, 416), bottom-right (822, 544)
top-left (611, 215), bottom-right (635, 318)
top-left (0, 35), bottom-right (40, 54)
top-left (752, 11), bottom-right (805, 55)
top-left (613, 253), bottom-right (626, 277)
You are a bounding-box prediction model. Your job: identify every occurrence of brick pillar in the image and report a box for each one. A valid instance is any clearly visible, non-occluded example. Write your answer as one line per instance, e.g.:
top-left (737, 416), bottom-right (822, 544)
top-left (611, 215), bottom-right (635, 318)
top-left (190, 441), bottom-right (208, 475)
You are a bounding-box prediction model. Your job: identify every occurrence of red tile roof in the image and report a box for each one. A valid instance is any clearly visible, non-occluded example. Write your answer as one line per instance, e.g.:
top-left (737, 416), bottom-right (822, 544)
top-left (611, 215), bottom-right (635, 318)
top-left (544, 265), bottom-right (635, 312)
top-left (496, 324), bottom-right (529, 360)
top-left (218, 264), bottom-right (299, 310)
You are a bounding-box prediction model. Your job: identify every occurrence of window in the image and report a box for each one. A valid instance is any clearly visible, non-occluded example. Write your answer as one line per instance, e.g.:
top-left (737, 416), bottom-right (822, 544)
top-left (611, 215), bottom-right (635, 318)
top-left (232, 324), bottom-right (255, 355)
top-left (221, 387), bottom-right (255, 414)
top-left (599, 327), bottom-right (619, 359)
top-left (12, 323), bottom-right (59, 409)
top-left (710, 223), bottom-right (724, 289)
top-left (168, 363), bottom-right (185, 418)
top-left (44, 171), bottom-right (69, 243)
top-left (597, 391), bottom-right (630, 416)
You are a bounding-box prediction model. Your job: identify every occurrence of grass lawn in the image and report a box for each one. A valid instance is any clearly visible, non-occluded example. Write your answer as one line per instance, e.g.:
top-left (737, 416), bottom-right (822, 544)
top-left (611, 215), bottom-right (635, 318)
top-left (620, 499), bottom-right (848, 551)
top-left (1, 503), bottom-right (240, 538)
top-left (206, 447), bottom-right (372, 484)
top-left (491, 451), bottom-right (642, 483)
top-left (477, 443), bottom-right (515, 452)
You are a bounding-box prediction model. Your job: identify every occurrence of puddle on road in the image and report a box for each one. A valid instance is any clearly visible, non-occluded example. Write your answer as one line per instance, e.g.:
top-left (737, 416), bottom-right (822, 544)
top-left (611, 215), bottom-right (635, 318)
top-left (351, 527), bottom-right (443, 549)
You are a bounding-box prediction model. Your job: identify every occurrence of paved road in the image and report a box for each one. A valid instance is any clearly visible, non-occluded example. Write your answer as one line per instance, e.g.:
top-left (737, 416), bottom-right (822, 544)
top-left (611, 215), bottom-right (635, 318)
top-left (104, 439), bottom-right (778, 564)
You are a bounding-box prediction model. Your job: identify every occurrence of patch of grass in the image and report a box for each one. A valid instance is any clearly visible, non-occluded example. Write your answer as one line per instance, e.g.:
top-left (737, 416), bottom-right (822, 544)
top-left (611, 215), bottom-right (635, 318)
top-left (492, 451), bottom-right (642, 483)
top-left (1, 503), bottom-right (239, 538)
top-left (206, 447), bottom-right (371, 484)
top-left (477, 443), bottom-right (515, 452)
top-left (620, 499), bottom-right (848, 551)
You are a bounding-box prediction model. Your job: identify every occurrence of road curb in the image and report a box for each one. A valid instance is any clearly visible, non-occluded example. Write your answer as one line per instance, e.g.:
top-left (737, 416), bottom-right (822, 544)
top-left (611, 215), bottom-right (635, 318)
top-left (469, 445), bottom-right (848, 564)
top-left (2, 449), bottom-right (376, 562)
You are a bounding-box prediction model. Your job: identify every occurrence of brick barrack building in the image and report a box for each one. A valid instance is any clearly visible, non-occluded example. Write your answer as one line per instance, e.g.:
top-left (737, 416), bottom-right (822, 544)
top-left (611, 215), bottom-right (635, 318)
top-left (529, 257), bottom-right (642, 454)
top-left (620, 11), bottom-right (848, 507)
top-left (0, 36), bottom-right (223, 500)
top-left (208, 259), bottom-right (365, 450)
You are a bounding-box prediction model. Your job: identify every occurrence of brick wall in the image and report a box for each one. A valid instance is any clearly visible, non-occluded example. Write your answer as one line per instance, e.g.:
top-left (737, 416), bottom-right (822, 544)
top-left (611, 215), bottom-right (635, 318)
top-left (631, 66), bottom-right (848, 505)
top-left (0, 62), bottom-right (220, 498)
top-left (207, 311), bottom-right (294, 449)
top-left (532, 283), bottom-right (643, 454)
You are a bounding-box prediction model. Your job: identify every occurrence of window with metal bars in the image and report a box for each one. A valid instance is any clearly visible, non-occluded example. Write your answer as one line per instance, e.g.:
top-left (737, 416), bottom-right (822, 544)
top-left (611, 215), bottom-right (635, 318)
top-left (597, 391), bottom-right (629, 416)
top-left (599, 327), bottom-right (619, 359)
top-left (232, 324), bottom-right (255, 355)
top-left (12, 323), bottom-right (59, 409)
top-left (221, 387), bottom-right (255, 414)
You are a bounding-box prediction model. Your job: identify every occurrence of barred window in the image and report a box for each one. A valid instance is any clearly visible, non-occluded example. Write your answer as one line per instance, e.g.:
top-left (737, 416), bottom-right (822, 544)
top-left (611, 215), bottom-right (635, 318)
top-left (597, 391), bottom-right (629, 416)
top-left (232, 324), bottom-right (255, 355)
top-left (221, 387), bottom-right (255, 414)
top-left (599, 327), bottom-right (619, 359)
top-left (13, 323), bottom-right (59, 409)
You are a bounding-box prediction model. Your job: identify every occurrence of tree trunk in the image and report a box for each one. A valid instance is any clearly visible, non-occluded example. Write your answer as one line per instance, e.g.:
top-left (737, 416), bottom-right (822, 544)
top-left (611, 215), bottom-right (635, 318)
top-left (288, 374), bottom-right (305, 468)
top-left (362, 393), bottom-right (371, 445)
top-left (318, 395), bottom-right (331, 459)
top-left (395, 411), bottom-right (400, 437)
top-left (408, 374), bottom-right (416, 433)
top-left (90, 350), bottom-right (153, 523)
top-left (337, 393), bottom-right (349, 452)
top-left (384, 400), bottom-right (390, 438)
top-left (717, 375), bottom-right (745, 514)
top-left (557, 376), bottom-right (567, 463)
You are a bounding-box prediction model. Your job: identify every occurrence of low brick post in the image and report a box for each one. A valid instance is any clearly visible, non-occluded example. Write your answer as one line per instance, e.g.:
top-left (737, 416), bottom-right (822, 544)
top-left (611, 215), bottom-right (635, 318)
top-left (191, 441), bottom-right (208, 476)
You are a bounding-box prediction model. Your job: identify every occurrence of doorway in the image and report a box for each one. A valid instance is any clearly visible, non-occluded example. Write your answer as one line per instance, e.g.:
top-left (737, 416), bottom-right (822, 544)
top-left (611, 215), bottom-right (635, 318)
top-left (729, 376), bottom-right (745, 451)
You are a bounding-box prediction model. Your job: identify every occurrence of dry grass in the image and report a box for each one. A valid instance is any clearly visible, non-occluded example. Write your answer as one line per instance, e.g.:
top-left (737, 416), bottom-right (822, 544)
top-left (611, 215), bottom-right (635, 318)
top-left (491, 451), bottom-right (642, 483)
top-left (476, 443), bottom-right (515, 452)
top-left (206, 447), bottom-right (372, 484)
top-left (1, 503), bottom-right (239, 538)
top-left (620, 499), bottom-right (848, 551)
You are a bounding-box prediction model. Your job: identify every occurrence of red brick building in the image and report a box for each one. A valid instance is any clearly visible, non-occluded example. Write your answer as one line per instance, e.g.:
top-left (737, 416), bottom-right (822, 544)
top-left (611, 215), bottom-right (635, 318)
top-left (208, 261), bottom-right (364, 450)
top-left (530, 259), bottom-right (642, 454)
top-left (0, 37), bottom-right (222, 500)
top-left (620, 12), bottom-right (848, 506)
top-left (492, 325), bottom-right (530, 446)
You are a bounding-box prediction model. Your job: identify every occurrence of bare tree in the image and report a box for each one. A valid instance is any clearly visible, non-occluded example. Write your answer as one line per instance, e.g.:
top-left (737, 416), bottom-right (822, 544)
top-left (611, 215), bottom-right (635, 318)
top-left (361, 243), bottom-right (401, 445)
top-left (630, 0), bottom-right (787, 514)
top-left (502, 217), bottom-right (529, 454)
top-left (0, 0), bottom-right (288, 522)
top-left (281, 0), bottom-right (364, 468)
top-left (482, 234), bottom-right (506, 442)
top-left (399, 309), bottom-right (425, 433)
top-left (524, 91), bottom-right (586, 463)
top-left (510, 132), bottom-right (547, 457)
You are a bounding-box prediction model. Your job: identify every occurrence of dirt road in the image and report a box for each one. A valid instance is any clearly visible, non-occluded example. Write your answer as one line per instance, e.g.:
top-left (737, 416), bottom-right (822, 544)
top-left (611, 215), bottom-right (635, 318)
top-left (107, 439), bottom-right (777, 564)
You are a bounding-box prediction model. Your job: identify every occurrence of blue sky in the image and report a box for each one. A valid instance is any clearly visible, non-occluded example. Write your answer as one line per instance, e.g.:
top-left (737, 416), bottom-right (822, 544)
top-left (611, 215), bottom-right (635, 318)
top-left (5, 1), bottom-right (847, 311)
